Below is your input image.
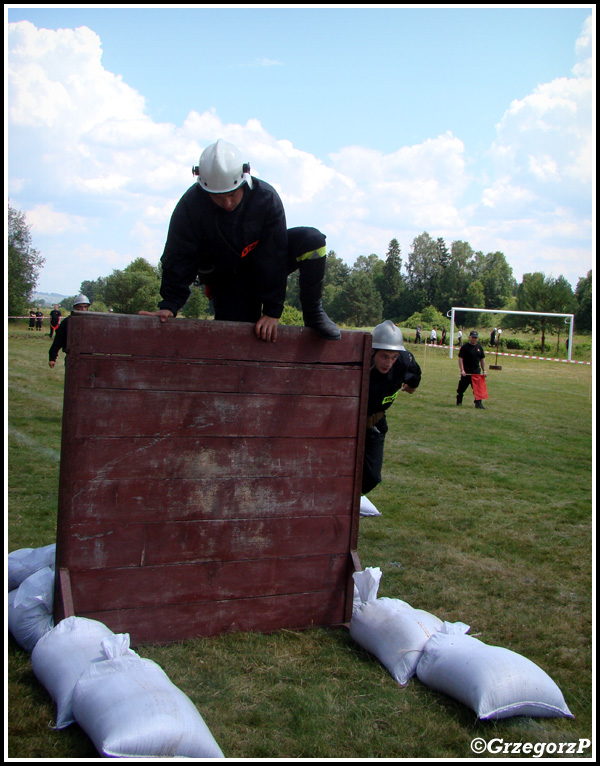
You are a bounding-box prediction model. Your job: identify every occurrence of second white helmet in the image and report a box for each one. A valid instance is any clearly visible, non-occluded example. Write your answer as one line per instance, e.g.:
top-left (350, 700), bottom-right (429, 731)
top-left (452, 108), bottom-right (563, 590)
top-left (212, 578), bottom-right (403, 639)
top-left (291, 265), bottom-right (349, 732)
top-left (372, 320), bottom-right (405, 351)
top-left (193, 139), bottom-right (253, 194)
top-left (73, 294), bottom-right (90, 306)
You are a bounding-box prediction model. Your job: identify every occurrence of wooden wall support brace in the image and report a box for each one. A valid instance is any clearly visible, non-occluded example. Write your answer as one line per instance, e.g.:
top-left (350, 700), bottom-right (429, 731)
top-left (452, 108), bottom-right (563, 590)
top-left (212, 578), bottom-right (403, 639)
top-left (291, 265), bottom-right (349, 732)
top-left (54, 567), bottom-right (75, 622)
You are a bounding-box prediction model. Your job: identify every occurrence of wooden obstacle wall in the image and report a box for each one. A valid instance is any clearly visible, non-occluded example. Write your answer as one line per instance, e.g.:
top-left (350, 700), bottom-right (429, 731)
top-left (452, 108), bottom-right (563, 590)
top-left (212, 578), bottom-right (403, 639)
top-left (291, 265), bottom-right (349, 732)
top-left (54, 313), bottom-right (371, 644)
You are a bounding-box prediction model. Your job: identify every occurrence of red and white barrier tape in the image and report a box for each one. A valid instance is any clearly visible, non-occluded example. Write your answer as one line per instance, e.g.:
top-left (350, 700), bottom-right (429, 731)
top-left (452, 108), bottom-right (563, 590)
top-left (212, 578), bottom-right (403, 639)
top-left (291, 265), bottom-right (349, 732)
top-left (424, 342), bottom-right (591, 365)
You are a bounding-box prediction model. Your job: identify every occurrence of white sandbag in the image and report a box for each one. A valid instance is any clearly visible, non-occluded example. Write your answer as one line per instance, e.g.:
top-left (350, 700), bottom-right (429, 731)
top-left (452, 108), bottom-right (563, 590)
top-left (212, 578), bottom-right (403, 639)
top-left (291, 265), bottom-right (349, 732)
top-left (350, 596), bottom-right (461, 686)
top-left (416, 632), bottom-right (574, 720)
top-left (352, 567), bottom-right (382, 607)
top-left (8, 567), bottom-right (55, 653)
top-left (8, 543), bottom-right (55, 590)
top-left (31, 617), bottom-right (122, 729)
top-left (72, 655), bottom-right (224, 758)
top-left (360, 496), bottom-right (381, 516)
top-left (8, 548), bottom-right (33, 590)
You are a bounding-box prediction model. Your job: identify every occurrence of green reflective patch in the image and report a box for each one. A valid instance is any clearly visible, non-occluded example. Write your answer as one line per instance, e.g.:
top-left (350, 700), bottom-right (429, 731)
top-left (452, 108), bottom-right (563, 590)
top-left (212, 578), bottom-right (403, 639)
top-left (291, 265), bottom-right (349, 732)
top-left (296, 246), bottom-right (327, 262)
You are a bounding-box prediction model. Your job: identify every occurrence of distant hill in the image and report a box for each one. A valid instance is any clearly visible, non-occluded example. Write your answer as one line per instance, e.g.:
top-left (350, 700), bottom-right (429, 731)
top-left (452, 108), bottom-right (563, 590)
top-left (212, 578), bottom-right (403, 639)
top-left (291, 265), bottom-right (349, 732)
top-left (31, 292), bottom-right (69, 306)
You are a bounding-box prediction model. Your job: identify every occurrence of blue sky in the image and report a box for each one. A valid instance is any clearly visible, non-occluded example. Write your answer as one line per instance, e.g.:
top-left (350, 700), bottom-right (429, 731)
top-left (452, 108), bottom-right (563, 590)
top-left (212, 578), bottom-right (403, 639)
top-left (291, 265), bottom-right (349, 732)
top-left (6, 5), bottom-right (594, 298)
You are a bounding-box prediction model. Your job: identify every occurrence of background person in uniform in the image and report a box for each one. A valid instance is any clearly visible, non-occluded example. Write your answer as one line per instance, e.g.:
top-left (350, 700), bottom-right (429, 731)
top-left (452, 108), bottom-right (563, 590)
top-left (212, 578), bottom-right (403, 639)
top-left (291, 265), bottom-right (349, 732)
top-left (48, 294), bottom-right (90, 368)
top-left (456, 330), bottom-right (488, 410)
top-left (362, 320), bottom-right (422, 495)
top-left (140, 139), bottom-right (340, 343)
top-left (49, 305), bottom-right (61, 338)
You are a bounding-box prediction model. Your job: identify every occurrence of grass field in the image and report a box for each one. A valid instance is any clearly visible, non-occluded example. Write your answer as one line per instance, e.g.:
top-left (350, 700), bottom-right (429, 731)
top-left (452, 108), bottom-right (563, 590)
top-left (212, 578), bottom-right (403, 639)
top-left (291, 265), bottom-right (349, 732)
top-left (6, 322), bottom-right (594, 759)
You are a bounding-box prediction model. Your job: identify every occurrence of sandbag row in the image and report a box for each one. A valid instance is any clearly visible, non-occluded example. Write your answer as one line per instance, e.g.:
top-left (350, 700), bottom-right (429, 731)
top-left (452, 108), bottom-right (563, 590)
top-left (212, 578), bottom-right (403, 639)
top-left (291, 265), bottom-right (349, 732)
top-left (8, 565), bottom-right (55, 652)
top-left (350, 567), bottom-right (573, 721)
top-left (33, 621), bottom-right (225, 758)
top-left (8, 543), bottom-right (56, 591)
top-left (8, 546), bottom-right (224, 759)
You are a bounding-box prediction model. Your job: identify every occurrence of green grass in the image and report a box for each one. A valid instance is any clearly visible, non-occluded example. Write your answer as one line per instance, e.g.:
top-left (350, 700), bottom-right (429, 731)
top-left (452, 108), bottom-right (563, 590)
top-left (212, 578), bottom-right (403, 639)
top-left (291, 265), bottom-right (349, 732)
top-left (6, 325), bottom-right (593, 759)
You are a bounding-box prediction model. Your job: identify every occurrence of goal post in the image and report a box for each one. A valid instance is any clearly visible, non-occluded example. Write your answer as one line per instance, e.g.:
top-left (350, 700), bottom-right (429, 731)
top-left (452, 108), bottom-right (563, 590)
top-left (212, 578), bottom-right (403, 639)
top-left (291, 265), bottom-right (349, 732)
top-left (447, 307), bottom-right (575, 361)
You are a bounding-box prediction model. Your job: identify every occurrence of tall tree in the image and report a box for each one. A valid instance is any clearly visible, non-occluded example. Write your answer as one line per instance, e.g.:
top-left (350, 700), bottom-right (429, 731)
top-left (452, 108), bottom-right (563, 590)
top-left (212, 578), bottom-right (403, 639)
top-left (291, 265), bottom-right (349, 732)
top-left (406, 232), bottom-right (440, 308)
top-left (512, 272), bottom-right (577, 350)
top-left (472, 250), bottom-right (516, 308)
top-left (464, 280), bottom-right (486, 326)
top-left (181, 284), bottom-right (212, 318)
top-left (8, 203), bottom-right (45, 316)
top-left (79, 276), bottom-right (108, 305)
top-left (321, 250), bottom-right (350, 320)
top-left (574, 271), bottom-right (592, 332)
top-left (330, 271), bottom-right (382, 327)
top-left (103, 258), bottom-right (162, 314)
top-left (323, 250), bottom-right (351, 287)
top-left (353, 253), bottom-right (384, 278)
top-left (436, 237), bottom-right (451, 268)
top-left (434, 239), bottom-right (473, 315)
top-left (379, 239), bottom-right (405, 319)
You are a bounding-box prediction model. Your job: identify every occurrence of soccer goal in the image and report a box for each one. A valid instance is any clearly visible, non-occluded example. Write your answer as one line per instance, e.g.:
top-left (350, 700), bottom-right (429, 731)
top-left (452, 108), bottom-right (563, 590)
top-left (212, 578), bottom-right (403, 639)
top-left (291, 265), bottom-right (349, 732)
top-left (447, 307), bottom-right (575, 361)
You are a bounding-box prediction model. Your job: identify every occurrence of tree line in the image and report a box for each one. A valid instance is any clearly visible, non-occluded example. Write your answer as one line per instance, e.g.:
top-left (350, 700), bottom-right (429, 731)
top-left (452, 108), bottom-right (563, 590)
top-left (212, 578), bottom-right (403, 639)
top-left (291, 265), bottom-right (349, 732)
top-left (8, 203), bottom-right (593, 336)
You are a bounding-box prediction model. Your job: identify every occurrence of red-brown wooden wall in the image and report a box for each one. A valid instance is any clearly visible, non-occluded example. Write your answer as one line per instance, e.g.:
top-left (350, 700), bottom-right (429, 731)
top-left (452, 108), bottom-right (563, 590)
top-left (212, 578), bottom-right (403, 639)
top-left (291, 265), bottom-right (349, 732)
top-left (54, 313), bottom-right (371, 644)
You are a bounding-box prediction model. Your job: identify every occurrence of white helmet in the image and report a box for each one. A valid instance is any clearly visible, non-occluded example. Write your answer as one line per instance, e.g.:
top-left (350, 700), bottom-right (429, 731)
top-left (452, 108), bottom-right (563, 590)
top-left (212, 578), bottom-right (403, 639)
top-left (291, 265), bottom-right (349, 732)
top-left (372, 320), bottom-right (405, 351)
top-left (74, 294), bottom-right (90, 306)
top-left (192, 139), bottom-right (253, 193)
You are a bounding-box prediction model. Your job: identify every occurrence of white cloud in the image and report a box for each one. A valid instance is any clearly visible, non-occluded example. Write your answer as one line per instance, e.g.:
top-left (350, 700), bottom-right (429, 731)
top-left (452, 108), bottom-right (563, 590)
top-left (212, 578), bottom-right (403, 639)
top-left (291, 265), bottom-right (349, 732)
top-left (244, 57), bottom-right (284, 67)
top-left (468, 15), bottom-right (593, 286)
top-left (327, 133), bottom-right (469, 231)
top-left (7, 16), bottom-right (593, 296)
top-left (491, 61), bottom-right (593, 190)
top-left (26, 203), bottom-right (88, 235)
top-left (129, 221), bottom-right (167, 262)
top-left (528, 154), bottom-right (560, 183)
top-left (480, 180), bottom-right (537, 211)
top-left (7, 22), bottom-right (146, 132)
top-left (574, 14), bottom-right (593, 77)
top-left (7, 21), bottom-right (187, 204)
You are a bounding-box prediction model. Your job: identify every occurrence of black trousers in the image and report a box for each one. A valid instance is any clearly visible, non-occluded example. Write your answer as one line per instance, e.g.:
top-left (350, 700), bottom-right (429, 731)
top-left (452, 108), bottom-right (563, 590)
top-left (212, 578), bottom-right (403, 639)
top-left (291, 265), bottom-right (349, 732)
top-left (211, 227), bottom-right (326, 323)
top-left (457, 375), bottom-right (476, 399)
top-left (362, 427), bottom-right (386, 495)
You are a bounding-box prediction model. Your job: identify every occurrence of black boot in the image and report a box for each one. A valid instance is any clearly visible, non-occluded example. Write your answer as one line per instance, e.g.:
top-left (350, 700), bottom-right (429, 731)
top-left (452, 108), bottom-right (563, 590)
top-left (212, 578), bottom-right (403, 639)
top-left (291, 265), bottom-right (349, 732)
top-left (456, 395), bottom-right (463, 406)
top-left (475, 400), bottom-right (486, 410)
top-left (298, 258), bottom-right (341, 341)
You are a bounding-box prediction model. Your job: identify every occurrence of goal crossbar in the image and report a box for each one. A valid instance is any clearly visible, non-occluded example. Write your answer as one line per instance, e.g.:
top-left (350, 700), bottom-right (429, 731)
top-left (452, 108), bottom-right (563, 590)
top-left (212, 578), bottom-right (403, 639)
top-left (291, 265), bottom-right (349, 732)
top-left (447, 307), bottom-right (575, 361)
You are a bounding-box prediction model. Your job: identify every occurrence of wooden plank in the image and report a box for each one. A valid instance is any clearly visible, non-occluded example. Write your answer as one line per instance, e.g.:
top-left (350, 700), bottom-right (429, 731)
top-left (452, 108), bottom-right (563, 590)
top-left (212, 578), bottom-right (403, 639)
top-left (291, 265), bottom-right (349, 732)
top-left (348, 321), bottom-right (372, 571)
top-left (61, 516), bottom-right (352, 570)
top-left (58, 436), bottom-right (358, 484)
top-left (68, 312), bottom-right (367, 364)
top-left (73, 390), bottom-right (360, 439)
top-left (76, 355), bottom-right (363, 396)
top-left (69, 554), bottom-right (348, 612)
top-left (63, 475), bottom-right (355, 523)
top-left (53, 567), bottom-right (75, 623)
top-left (78, 590), bottom-right (348, 645)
